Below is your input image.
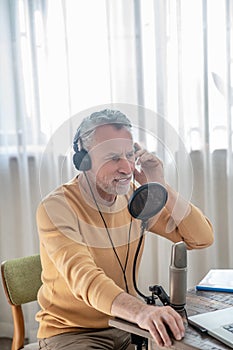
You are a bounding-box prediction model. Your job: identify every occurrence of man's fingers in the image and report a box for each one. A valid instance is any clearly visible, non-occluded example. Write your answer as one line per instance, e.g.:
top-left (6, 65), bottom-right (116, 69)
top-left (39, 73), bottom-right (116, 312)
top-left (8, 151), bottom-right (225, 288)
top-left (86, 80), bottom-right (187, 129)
top-left (161, 310), bottom-right (185, 341)
top-left (151, 320), bottom-right (172, 347)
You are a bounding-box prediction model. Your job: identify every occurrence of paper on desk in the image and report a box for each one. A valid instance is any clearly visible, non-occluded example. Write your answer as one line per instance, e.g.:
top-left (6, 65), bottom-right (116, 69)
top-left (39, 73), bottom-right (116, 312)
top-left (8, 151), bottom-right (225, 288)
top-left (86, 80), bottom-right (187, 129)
top-left (196, 269), bottom-right (233, 292)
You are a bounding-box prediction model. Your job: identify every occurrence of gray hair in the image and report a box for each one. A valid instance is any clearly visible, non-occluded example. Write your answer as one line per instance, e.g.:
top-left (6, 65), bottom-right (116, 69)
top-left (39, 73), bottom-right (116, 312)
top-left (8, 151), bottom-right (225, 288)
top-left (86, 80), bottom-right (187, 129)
top-left (74, 109), bottom-right (132, 151)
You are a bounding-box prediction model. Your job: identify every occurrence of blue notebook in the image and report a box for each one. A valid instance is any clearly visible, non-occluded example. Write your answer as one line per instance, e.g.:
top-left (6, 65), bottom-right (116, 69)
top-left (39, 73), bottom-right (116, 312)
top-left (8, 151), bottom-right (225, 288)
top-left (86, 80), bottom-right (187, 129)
top-left (196, 269), bottom-right (233, 293)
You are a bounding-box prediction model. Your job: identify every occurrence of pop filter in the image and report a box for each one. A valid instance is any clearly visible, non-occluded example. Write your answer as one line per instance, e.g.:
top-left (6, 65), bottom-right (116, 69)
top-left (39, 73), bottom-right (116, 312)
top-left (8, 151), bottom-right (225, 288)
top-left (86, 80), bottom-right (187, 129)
top-left (128, 182), bottom-right (168, 221)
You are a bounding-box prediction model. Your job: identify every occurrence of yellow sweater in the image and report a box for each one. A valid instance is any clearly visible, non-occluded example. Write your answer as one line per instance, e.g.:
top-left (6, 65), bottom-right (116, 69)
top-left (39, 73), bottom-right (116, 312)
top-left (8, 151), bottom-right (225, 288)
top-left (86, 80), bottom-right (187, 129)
top-left (36, 176), bottom-right (213, 338)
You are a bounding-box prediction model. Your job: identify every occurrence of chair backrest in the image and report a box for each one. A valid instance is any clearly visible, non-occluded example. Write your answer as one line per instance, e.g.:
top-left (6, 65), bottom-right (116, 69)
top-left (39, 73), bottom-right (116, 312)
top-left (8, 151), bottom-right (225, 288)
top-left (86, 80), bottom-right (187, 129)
top-left (1, 254), bottom-right (42, 350)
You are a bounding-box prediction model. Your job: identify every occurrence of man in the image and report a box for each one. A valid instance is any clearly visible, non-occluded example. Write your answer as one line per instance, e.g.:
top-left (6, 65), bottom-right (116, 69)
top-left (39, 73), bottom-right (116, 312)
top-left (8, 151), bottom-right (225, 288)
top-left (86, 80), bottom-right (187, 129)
top-left (36, 109), bottom-right (213, 349)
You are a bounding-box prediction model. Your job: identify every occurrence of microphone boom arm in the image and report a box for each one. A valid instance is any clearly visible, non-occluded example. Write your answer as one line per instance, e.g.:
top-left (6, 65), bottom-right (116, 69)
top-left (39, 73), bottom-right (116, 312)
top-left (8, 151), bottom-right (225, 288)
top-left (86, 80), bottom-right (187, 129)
top-left (149, 285), bottom-right (170, 306)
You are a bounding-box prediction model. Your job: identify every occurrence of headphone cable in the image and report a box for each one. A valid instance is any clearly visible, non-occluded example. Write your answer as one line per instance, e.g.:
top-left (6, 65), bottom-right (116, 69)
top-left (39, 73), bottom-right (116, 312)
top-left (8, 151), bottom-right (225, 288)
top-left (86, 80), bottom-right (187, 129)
top-left (83, 172), bottom-right (132, 293)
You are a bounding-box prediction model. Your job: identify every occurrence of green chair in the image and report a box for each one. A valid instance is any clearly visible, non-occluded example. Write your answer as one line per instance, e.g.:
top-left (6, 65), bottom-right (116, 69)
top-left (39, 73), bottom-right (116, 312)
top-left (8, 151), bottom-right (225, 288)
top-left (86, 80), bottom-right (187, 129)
top-left (1, 254), bottom-right (42, 350)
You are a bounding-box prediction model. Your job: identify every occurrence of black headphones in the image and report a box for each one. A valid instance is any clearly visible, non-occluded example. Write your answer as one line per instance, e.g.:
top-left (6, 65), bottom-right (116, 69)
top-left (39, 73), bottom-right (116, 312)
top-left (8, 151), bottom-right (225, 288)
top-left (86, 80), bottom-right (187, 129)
top-left (73, 128), bottom-right (92, 171)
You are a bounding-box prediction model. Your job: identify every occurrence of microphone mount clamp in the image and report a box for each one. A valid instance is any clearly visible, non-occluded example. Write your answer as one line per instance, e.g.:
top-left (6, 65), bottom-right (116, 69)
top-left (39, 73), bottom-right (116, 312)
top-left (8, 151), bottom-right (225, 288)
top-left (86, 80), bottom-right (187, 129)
top-left (148, 284), bottom-right (186, 316)
top-left (146, 285), bottom-right (170, 306)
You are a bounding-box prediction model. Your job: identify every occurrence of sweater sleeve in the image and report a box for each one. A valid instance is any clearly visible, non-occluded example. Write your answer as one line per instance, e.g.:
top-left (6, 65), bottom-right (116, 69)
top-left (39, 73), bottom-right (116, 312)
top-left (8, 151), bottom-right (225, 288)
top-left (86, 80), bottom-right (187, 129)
top-left (36, 200), bottom-right (124, 316)
top-left (149, 204), bottom-right (214, 249)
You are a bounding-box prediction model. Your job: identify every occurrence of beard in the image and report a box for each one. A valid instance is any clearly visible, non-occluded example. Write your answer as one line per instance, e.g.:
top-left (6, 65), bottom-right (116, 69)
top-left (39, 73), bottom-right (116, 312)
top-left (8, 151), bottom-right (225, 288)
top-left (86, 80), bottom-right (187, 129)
top-left (96, 177), bottom-right (131, 196)
top-left (88, 169), bottom-right (132, 201)
top-left (88, 170), bottom-right (132, 198)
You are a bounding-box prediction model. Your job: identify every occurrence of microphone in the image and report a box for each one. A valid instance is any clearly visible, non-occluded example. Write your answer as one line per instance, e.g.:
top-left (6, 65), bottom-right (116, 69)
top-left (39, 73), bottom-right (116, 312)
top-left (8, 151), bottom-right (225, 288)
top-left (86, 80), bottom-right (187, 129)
top-left (169, 241), bottom-right (187, 311)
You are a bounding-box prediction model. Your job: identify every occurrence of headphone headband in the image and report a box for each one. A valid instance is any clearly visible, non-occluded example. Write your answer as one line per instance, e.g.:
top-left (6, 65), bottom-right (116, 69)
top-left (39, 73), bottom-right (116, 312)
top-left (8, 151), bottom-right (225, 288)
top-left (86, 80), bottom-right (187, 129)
top-left (73, 127), bottom-right (81, 152)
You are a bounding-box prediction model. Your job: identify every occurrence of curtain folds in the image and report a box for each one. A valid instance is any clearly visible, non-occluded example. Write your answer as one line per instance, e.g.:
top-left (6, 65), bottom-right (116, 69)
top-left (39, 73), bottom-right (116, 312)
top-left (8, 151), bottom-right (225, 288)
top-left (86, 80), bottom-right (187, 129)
top-left (0, 0), bottom-right (233, 341)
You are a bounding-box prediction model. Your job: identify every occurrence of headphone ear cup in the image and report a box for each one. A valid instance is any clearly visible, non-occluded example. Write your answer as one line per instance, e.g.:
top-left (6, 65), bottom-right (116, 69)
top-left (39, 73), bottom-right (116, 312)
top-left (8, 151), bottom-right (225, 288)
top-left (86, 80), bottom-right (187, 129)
top-left (73, 149), bottom-right (92, 171)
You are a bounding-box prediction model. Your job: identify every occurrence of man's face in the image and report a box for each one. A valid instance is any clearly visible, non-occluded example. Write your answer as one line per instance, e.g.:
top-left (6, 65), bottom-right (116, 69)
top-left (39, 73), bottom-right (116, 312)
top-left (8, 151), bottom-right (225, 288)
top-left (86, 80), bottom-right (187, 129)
top-left (88, 124), bottom-right (135, 200)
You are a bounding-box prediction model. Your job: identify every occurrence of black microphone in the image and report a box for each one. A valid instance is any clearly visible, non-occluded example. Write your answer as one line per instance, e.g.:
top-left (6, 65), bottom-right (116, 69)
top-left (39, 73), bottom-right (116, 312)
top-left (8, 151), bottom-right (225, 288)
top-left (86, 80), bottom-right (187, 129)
top-left (169, 241), bottom-right (187, 311)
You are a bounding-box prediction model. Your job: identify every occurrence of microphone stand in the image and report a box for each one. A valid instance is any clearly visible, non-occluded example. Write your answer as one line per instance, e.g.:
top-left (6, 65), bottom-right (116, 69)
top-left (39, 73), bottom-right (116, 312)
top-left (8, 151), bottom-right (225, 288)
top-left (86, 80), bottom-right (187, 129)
top-left (132, 220), bottom-right (171, 307)
top-left (131, 221), bottom-right (186, 350)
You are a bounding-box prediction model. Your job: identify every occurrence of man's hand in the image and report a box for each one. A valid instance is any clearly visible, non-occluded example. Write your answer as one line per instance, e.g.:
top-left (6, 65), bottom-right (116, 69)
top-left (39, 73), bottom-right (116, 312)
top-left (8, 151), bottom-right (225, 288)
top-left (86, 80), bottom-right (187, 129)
top-left (135, 303), bottom-right (185, 347)
top-left (111, 292), bottom-right (185, 348)
top-left (133, 142), bottom-right (191, 225)
top-left (134, 143), bottom-right (165, 186)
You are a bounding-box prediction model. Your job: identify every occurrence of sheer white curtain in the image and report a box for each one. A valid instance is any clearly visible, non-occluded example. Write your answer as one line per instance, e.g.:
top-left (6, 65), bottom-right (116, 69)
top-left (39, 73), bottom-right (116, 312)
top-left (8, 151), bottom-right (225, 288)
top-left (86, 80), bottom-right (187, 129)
top-left (1, 0), bottom-right (233, 341)
top-left (106, 0), bottom-right (233, 291)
